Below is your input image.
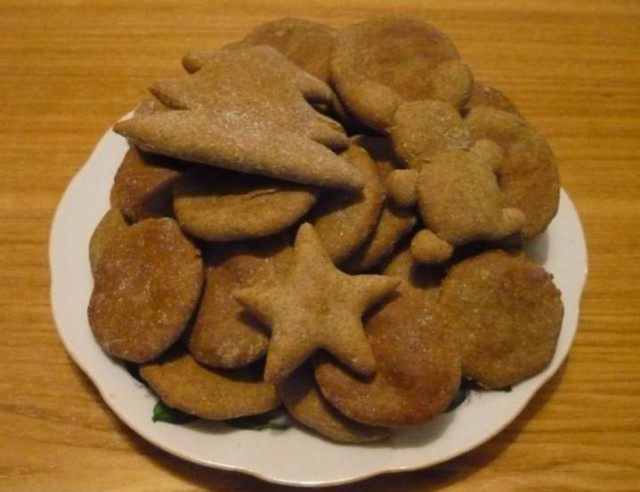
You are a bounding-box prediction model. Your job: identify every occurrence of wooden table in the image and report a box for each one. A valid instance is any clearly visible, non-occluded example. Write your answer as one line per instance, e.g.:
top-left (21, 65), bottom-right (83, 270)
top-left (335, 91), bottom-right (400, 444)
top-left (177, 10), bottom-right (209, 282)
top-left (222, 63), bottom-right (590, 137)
top-left (2, 1), bottom-right (639, 490)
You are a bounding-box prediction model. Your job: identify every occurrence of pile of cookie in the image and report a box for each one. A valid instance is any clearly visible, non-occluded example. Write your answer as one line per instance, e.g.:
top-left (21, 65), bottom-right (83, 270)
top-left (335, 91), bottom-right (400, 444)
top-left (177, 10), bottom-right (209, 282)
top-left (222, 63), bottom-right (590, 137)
top-left (88, 16), bottom-right (564, 443)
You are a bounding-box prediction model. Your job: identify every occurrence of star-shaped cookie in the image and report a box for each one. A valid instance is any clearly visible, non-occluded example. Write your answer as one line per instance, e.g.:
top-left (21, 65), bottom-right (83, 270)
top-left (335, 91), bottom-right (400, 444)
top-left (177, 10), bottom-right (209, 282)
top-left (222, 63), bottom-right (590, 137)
top-left (233, 223), bottom-right (400, 383)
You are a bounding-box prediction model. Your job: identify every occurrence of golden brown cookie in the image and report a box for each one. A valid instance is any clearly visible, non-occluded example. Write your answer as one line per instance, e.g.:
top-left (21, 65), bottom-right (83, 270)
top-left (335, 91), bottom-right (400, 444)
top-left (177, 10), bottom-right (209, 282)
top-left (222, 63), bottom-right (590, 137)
top-left (88, 208), bottom-right (128, 276)
top-left (417, 147), bottom-right (525, 245)
top-left (110, 147), bottom-right (185, 222)
top-left (88, 218), bottom-right (203, 363)
top-left (153, 46), bottom-right (346, 149)
top-left (115, 110), bottom-right (361, 191)
top-left (278, 364), bottom-right (390, 443)
top-left (114, 47), bottom-right (364, 191)
top-left (184, 20), bottom-right (362, 137)
top-left (233, 223), bottom-right (399, 383)
top-left (187, 234), bottom-right (292, 369)
top-left (344, 205), bottom-right (418, 273)
top-left (140, 349), bottom-right (279, 420)
top-left (309, 144), bottom-right (384, 264)
top-left (342, 136), bottom-right (418, 273)
top-left (389, 100), bottom-right (471, 169)
top-left (440, 250), bottom-right (563, 389)
top-left (216, 18), bottom-right (337, 85)
top-left (173, 167), bottom-right (318, 242)
top-left (330, 16), bottom-right (473, 132)
top-left (465, 106), bottom-right (560, 239)
top-left (314, 282), bottom-right (461, 427)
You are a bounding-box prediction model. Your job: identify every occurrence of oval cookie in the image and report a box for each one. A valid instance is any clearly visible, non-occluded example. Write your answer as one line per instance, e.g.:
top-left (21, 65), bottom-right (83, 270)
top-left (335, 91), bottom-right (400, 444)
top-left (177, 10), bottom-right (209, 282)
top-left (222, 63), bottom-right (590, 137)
top-left (174, 167), bottom-right (318, 242)
top-left (88, 218), bottom-right (203, 363)
top-left (310, 144), bottom-right (384, 264)
top-left (88, 208), bottom-right (128, 276)
top-left (343, 136), bottom-right (418, 272)
top-left (111, 147), bottom-right (185, 222)
top-left (140, 349), bottom-right (279, 420)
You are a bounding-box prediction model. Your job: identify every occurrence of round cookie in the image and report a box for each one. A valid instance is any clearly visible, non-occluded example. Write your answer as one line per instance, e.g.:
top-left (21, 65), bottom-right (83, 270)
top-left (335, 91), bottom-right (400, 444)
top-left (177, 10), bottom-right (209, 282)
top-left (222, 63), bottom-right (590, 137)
top-left (140, 349), bottom-right (279, 420)
top-left (277, 364), bottom-right (390, 443)
top-left (440, 249), bottom-right (563, 389)
top-left (173, 167), bottom-right (318, 242)
top-left (110, 147), bottom-right (186, 223)
top-left (224, 18), bottom-right (336, 85)
top-left (88, 208), bottom-right (128, 276)
top-left (314, 282), bottom-right (461, 428)
top-left (464, 106), bottom-right (560, 239)
top-left (330, 16), bottom-right (473, 132)
top-left (88, 218), bottom-right (203, 363)
top-left (187, 234), bottom-right (292, 368)
top-left (310, 144), bottom-right (384, 264)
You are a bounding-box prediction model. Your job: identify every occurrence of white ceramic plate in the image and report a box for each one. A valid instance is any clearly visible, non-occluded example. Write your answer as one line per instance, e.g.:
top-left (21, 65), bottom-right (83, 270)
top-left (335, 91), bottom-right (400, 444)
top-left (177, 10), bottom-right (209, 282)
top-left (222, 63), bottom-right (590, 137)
top-left (50, 124), bottom-right (588, 487)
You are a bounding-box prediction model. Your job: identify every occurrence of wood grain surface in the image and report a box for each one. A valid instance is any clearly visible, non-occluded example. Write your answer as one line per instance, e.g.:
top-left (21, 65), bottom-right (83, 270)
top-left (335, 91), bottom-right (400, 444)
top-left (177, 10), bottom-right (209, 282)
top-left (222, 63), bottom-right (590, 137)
top-left (1, 1), bottom-right (639, 490)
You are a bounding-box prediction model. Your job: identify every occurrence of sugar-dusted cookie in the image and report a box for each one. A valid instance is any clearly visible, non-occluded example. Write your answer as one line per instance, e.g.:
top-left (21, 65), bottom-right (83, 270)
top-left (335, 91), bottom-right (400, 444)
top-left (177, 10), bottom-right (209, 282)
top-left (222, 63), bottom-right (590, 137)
top-left (185, 18), bottom-right (336, 85)
top-left (342, 136), bottom-right (418, 272)
top-left (114, 47), bottom-right (364, 191)
top-left (88, 208), bottom-right (128, 276)
top-left (173, 167), bottom-right (318, 242)
top-left (233, 223), bottom-right (399, 382)
top-left (187, 234), bottom-right (292, 369)
top-left (140, 349), bottom-right (279, 420)
top-left (440, 250), bottom-right (563, 389)
top-left (277, 364), bottom-right (390, 443)
top-left (310, 144), bottom-right (384, 264)
top-left (465, 106), bottom-right (560, 239)
top-left (116, 110), bottom-right (361, 191)
top-left (315, 281), bottom-right (461, 427)
top-left (153, 46), bottom-right (346, 150)
top-left (88, 218), bottom-right (203, 363)
top-left (331, 16), bottom-right (473, 132)
top-left (110, 147), bottom-right (186, 222)
top-left (417, 147), bottom-right (525, 245)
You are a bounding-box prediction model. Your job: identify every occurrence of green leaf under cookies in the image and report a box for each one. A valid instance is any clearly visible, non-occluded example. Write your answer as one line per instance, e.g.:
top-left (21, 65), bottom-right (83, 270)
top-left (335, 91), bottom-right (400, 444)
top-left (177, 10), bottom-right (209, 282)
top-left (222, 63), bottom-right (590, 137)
top-left (152, 400), bottom-right (196, 424)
